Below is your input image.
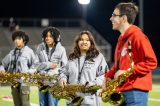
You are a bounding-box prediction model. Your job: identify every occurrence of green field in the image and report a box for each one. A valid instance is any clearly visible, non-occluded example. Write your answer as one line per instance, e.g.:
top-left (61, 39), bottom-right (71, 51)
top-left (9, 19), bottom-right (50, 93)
top-left (0, 84), bottom-right (160, 106)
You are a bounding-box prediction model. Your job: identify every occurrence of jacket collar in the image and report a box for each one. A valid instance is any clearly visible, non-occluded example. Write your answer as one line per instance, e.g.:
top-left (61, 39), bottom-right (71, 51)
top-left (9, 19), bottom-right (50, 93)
top-left (118, 25), bottom-right (141, 42)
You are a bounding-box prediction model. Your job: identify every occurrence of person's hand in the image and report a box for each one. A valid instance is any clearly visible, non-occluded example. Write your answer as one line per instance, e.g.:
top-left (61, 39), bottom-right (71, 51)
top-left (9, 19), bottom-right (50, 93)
top-left (0, 70), bottom-right (5, 73)
top-left (0, 70), bottom-right (5, 78)
top-left (60, 80), bottom-right (67, 88)
top-left (102, 78), bottom-right (111, 91)
top-left (51, 64), bottom-right (58, 69)
top-left (102, 78), bottom-right (106, 91)
top-left (114, 70), bottom-right (125, 79)
top-left (99, 78), bottom-right (111, 97)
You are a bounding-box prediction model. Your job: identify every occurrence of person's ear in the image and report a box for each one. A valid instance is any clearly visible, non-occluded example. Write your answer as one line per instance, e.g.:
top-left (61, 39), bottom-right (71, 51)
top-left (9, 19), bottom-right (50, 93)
top-left (123, 15), bottom-right (128, 23)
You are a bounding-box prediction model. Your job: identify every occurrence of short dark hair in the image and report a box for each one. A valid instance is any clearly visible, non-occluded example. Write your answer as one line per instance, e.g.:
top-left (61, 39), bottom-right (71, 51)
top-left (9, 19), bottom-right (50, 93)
top-left (42, 27), bottom-right (61, 44)
top-left (12, 30), bottom-right (29, 45)
top-left (115, 2), bottom-right (139, 24)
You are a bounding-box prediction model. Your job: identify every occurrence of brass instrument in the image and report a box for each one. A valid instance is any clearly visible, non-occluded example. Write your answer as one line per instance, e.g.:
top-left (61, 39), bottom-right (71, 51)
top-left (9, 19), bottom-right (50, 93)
top-left (22, 73), bottom-right (59, 84)
top-left (101, 41), bottom-right (134, 105)
top-left (0, 71), bottom-right (59, 88)
top-left (49, 83), bottom-right (101, 106)
top-left (0, 71), bottom-right (21, 87)
top-left (34, 73), bottom-right (59, 92)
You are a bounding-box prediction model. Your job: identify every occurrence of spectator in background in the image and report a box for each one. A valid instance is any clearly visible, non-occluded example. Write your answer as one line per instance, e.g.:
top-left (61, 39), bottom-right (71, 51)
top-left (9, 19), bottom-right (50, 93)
top-left (9, 17), bottom-right (16, 32)
top-left (15, 24), bottom-right (20, 31)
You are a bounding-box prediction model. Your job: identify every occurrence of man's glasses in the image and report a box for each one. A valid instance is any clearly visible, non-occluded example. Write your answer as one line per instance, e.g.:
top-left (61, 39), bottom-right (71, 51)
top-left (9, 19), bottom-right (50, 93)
top-left (111, 13), bottom-right (123, 17)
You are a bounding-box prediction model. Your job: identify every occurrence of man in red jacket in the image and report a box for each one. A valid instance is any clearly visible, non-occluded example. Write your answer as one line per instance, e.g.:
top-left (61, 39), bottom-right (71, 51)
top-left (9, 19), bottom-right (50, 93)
top-left (102, 2), bottom-right (157, 106)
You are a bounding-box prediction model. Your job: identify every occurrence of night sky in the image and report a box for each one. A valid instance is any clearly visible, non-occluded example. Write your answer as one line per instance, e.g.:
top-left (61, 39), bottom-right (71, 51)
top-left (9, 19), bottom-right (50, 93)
top-left (0, 0), bottom-right (160, 65)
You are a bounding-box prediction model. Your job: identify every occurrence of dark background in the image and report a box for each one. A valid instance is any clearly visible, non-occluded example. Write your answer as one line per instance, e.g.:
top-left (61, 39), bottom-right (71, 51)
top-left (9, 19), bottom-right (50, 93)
top-left (0, 0), bottom-right (159, 65)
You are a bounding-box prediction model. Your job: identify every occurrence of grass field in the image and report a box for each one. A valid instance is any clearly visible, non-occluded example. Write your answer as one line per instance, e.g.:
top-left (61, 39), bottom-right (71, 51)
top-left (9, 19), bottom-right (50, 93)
top-left (0, 83), bottom-right (160, 106)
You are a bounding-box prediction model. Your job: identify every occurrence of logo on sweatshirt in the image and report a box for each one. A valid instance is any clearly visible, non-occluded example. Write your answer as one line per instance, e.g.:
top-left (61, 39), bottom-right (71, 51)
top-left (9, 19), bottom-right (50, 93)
top-left (121, 47), bottom-right (127, 56)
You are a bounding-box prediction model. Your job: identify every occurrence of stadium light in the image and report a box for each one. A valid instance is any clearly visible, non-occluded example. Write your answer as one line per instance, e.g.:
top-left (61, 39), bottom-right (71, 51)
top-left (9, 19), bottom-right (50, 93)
top-left (78, 0), bottom-right (90, 5)
top-left (78, 0), bottom-right (90, 27)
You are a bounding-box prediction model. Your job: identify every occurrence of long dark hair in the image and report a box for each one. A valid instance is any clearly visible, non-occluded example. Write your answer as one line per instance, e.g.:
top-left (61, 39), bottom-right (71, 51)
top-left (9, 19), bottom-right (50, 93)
top-left (69, 30), bottom-right (99, 60)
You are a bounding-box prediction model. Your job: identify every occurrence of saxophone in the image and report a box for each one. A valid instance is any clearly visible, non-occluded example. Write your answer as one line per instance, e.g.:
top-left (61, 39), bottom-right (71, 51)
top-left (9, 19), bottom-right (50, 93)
top-left (20, 72), bottom-right (59, 92)
top-left (101, 41), bottom-right (134, 105)
top-left (49, 83), bottom-right (101, 106)
top-left (0, 72), bottom-right (23, 87)
top-left (0, 71), bottom-right (59, 88)
top-left (35, 73), bottom-right (60, 92)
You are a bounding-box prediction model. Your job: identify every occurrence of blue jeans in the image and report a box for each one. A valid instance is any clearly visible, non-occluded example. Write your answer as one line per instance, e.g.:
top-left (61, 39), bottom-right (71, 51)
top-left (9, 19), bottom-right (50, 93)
top-left (121, 89), bottom-right (148, 106)
top-left (39, 90), bottom-right (58, 106)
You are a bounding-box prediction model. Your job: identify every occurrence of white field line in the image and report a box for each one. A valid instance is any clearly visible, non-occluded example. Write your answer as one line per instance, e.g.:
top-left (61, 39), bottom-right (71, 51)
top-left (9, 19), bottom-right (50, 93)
top-left (152, 86), bottom-right (160, 89)
top-left (149, 98), bottom-right (160, 102)
top-left (2, 98), bottom-right (39, 106)
top-left (1, 85), bottom-right (160, 105)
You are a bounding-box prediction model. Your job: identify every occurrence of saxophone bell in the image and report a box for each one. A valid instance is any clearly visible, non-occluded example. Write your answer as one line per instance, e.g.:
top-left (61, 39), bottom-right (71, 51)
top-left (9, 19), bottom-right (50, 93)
top-left (101, 87), bottom-right (124, 105)
top-left (108, 91), bottom-right (124, 105)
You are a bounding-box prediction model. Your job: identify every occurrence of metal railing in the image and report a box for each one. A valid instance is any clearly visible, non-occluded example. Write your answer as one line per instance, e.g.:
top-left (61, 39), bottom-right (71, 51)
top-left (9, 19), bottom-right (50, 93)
top-left (0, 18), bottom-right (84, 27)
top-left (0, 18), bottom-right (112, 62)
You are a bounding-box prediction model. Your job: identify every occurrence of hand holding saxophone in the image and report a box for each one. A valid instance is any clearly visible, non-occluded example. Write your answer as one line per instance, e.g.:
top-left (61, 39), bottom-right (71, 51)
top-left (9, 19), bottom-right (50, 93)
top-left (60, 80), bottom-right (67, 88)
top-left (51, 63), bottom-right (58, 69)
top-left (102, 78), bottom-right (111, 90)
top-left (114, 70), bottom-right (126, 79)
top-left (99, 78), bottom-right (110, 97)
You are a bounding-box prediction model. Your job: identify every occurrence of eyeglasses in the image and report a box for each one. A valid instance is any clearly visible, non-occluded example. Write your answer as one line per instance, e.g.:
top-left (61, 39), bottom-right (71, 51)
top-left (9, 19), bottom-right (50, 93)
top-left (111, 13), bottom-right (123, 17)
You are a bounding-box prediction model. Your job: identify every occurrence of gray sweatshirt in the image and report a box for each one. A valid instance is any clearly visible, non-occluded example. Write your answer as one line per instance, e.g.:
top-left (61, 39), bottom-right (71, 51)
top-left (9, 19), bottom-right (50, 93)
top-left (35, 42), bottom-right (68, 76)
top-left (60, 53), bottom-right (108, 106)
top-left (2, 46), bottom-right (36, 73)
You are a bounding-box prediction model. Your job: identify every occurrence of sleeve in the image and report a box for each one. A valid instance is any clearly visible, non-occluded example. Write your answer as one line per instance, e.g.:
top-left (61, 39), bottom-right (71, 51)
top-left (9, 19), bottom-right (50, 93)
top-left (56, 48), bottom-right (68, 73)
top-left (61, 48), bottom-right (68, 67)
top-left (0, 61), bottom-right (5, 71)
top-left (28, 50), bottom-right (36, 67)
top-left (29, 56), bottom-right (53, 73)
top-left (133, 35), bottom-right (157, 76)
top-left (89, 54), bottom-right (108, 86)
top-left (34, 44), bottom-right (53, 72)
top-left (2, 53), bottom-right (11, 71)
top-left (104, 63), bottom-right (116, 79)
top-left (27, 50), bottom-right (39, 73)
top-left (59, 62), bottom-right (70, 82)
top-left (47, 47), bottom-right (68, 76)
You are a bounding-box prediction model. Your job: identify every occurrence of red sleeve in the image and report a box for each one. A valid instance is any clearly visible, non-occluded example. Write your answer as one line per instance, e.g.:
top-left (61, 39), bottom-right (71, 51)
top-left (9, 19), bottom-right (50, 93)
top-left (133, 34), bottom-right (157, 75)
top-left (105, 63), bottom-right (116, 79)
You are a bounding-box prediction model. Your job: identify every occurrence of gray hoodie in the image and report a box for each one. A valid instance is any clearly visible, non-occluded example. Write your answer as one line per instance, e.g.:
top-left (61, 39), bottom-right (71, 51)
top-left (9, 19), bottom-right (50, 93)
top-left (2, 46), bottom-right (36, 73)
top-left (35, 42), bottom-right (68, 76)
top-left (60, 53), bottom-right (108, 106)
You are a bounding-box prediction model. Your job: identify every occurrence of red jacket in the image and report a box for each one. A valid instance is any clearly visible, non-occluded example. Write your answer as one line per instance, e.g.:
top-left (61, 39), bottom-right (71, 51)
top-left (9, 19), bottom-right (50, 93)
top-left (105, 25), bottom-right (157, 91)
